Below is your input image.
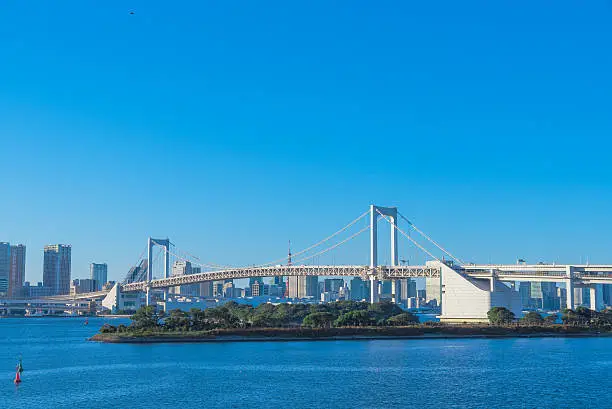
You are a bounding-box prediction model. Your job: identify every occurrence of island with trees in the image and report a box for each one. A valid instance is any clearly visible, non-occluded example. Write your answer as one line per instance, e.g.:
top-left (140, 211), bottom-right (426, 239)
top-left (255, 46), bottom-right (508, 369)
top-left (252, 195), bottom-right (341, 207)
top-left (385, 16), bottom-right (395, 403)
top-left (90, 301), bottom-right (612, 343)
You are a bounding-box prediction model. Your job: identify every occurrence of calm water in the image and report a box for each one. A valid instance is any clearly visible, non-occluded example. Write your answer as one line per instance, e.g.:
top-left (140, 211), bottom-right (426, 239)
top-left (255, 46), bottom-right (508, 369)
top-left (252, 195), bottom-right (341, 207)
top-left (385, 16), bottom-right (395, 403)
top-left (1, 318), bottom-right (611, 409)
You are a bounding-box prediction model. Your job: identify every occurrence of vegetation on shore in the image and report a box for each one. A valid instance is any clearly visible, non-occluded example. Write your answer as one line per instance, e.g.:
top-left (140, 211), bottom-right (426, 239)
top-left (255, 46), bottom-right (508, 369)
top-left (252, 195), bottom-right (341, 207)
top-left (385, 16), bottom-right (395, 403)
top-left (93, 302), bottom-right (612, 341)
top-left (99, 301), bottom-right (417, 334)
top-left (487, 306), bottom-right (612, 329)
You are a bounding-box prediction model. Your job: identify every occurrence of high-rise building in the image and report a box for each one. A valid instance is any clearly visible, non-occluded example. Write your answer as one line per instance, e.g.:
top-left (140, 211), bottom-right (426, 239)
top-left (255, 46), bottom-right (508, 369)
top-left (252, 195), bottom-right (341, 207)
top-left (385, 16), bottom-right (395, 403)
top-left (251, 280), bottom-right (263, 297)
top-left (0, 243), bottom-right (10, 296)
top-left (350, 277), bottom-right (369, 301)
top-left (9, 244), bottom-right (26, 298)
top-left (531, 282), bottom-right (557, 310)
top-left (288, 276), bottom-right (318, 299)
top-left (557, 287), bottom-right (567, 311)
top-left (249, 277), bottom-right (264, 288)
top-left (90, 262), bottom-right (108, 291)
top-left (43, 244), bottom-right (72, 295)
top-left (400, 279), bottom-right (417, 301)
top-left (603, 284), bottom-right (612, 306)
top-left (272, 276), bottom-right (286, 297)
top-left (200, 281), bottom-right (214, 297)
top-left (379, 280), bottom-right (393, 300)
top-left (170, 260), bottom-right (200, 296)
top-left (519, 282), bottom-right (532, 308)
top-left (425, 277), bottom-right (442, 306)
top-left (323, 278), bottom-right (344, 293)
top-left (212, 280), bottom-right (225, 297)
top-left (71, 278), bottom-right (96, 295)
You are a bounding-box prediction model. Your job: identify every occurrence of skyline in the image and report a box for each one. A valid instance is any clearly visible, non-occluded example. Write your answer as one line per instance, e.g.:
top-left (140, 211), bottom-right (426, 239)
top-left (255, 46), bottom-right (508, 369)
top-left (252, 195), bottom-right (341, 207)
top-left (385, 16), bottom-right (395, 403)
top-left (2, 2), bottom-right (612, 283)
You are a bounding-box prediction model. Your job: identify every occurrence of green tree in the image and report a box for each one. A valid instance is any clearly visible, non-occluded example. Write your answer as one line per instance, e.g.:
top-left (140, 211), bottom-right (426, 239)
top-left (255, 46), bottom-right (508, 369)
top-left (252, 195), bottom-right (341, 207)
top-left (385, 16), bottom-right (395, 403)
top-left (367, 302), bottom-right (404, 321)
top-left (334, 310), bottom-right (374, 327)
top-left (190, 308), bottom-right (209, 331)
top-left (386, 312), bottom-right (419, 326)
top-left (487, 307), bottom-right (515, 325)
top-left (164, 309), bottom-right (191, 331)
top-left (520, 311), bottom-right (544, 325)
top-left (302, 312), bottom-right (335, 328)
top-left (131, 306), bottom-right (163, 330)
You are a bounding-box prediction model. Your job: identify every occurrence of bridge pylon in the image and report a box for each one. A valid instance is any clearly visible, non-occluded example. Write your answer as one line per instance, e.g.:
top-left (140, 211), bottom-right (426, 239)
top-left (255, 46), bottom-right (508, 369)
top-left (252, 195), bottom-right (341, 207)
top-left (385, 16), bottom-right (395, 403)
top-left (369, 205), bottom-right (399, 303)
top-left (146, 237), bottom-right (170, 306)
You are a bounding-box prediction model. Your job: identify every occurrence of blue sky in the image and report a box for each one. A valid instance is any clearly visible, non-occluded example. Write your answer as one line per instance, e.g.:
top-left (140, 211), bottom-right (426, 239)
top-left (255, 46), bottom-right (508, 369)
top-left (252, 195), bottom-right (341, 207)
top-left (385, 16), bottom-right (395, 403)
top-left (1, 1), bottom-right (611, 283)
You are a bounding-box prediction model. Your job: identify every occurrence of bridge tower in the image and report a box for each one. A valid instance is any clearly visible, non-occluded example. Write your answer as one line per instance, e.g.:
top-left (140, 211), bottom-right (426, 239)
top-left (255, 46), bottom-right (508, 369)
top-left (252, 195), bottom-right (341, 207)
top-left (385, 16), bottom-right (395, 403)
top-left (146, 237), bottom-right (170, 306)
top-left (369, 205), bottom-right (399, 303)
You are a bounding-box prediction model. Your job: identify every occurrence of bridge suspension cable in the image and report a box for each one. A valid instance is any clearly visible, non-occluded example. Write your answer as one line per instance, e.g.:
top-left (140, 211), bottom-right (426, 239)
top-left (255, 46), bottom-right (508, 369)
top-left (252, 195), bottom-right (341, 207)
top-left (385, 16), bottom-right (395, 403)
top-left (122, 246), bottom-right (148, 284)
top-left (151, 240), bottom-right (229, 271)
top-left (168, 242), bottom-right (234, 269)
top-left (375, 209), bottom-right (440, 262)
top-left (292, 225), bottom-right (370, 265)
top-left (256, 209), bottom-right (370, 267)
top-left (397, 211), bottom-right (464, 265)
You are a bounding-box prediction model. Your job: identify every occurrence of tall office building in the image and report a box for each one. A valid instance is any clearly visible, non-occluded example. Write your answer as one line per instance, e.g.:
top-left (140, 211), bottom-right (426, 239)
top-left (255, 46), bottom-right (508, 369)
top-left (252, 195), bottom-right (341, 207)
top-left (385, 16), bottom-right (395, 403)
top-left (200, 281), bottom-right (214, 297)
top-left (425, 277), bottom-right (442, 306)
top-left (90, 263), bottom-right (108, 291)
top-left (9, 244), bottom-right (26, 298)
top-left (531, 282), bottom-right (557, 310)
top-left (400, 279), bottom-right (417, 301)
top-left (0, 243), bottom-right (10, 296)
top-left (323, 278), bottom-right (344, 293)
top-left (288, 276), bottom-right (318, 299)
top-left (251, 280), bottom-right (263, 296)
top-left (212, 280), bottom-right (225, 297)
top-left (350, 277), bottom-right (369, 301)
top-left (603, 284), bottom-right (612, 306)
top-left (43, 244), bottom-right (72, 295)
top-left (71, 278), bottom-right (96, 295)
top-left (169, 260), bottom-right (200, 296)
top-left (519, 282), bottom-right (532, 308)
top-left (249, 277), bottom-right (264, 288)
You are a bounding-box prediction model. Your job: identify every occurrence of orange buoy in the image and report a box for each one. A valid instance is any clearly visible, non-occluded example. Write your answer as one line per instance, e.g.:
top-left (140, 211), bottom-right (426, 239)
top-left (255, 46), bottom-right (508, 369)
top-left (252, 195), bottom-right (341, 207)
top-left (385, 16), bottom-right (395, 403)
top-left (14, 370), bottom-right (21, 384)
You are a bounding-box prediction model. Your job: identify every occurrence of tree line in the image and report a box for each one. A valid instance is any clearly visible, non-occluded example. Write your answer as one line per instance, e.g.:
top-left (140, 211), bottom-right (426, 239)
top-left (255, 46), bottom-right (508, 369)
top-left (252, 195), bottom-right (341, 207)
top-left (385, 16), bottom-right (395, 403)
top-left (100, 301), bottom-right (420, 333)
top-left (487, 306), bottom-right (612, 328)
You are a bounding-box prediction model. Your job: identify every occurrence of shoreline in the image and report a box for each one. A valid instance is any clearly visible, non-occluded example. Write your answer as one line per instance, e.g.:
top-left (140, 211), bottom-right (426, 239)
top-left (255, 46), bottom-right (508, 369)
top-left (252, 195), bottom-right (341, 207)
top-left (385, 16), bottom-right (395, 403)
top-left (90, 327), bottom-right (611, 344)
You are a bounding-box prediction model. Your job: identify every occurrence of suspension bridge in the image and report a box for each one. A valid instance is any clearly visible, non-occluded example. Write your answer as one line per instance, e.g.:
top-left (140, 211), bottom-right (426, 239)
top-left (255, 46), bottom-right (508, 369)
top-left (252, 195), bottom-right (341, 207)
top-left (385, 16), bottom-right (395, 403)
top-left (45, 205), bottom-right (612, 322)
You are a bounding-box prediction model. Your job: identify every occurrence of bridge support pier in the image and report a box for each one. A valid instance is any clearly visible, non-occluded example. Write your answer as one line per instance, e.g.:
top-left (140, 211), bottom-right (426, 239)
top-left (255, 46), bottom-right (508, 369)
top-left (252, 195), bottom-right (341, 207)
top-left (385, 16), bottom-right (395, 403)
top-left (566, 266), bottom-right (575, 310)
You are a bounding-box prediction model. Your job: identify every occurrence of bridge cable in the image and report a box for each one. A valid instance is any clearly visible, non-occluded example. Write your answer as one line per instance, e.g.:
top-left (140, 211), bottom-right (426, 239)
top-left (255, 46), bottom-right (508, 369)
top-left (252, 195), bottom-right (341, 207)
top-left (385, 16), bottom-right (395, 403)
top-left (292, 225), bottom-right (370, 265)
top-left (255, 210), bottom-right (370, 267)
top-left (375, 209), bottom-right (440, 262)
top-left (397, 212), bottom-right (464, 265)
top-left (152, 240), bottom-right (229, 271)
top-left (122, 246), bottom-right (148, 284)
top-left (168, 242), bottom-right (234, 269)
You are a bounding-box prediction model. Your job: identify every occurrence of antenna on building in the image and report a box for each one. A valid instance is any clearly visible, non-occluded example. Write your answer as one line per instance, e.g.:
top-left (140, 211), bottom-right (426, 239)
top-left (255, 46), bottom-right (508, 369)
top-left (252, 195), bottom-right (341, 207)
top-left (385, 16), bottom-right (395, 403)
top-left (287, 240), bottom-right (292, 266)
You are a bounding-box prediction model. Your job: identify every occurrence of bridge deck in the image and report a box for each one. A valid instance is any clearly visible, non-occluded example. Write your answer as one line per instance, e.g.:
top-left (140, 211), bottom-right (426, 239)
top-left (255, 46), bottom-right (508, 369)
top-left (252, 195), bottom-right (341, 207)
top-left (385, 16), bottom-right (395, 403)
top-left (37, 263), bottom-right (612, 299)
top-left (121, 265), bottom-right (441, 292)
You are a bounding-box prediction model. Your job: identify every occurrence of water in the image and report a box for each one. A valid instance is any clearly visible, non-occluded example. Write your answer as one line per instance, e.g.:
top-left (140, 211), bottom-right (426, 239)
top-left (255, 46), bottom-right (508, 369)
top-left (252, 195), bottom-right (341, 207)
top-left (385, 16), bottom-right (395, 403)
top-left (1, 318), bottom-right (611, 409)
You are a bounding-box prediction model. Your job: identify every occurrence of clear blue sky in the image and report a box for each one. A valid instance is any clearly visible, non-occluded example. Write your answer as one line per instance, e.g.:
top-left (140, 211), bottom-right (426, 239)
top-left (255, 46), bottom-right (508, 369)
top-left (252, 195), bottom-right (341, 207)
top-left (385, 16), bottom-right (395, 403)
top-left (1, 1), bottom-right (611, 283)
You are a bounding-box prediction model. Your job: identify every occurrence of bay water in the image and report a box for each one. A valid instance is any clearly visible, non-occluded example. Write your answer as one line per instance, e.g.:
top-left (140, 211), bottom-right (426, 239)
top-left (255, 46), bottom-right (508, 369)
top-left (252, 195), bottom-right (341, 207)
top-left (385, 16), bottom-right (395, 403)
top-left (1, 318), bottom-right (611, 408)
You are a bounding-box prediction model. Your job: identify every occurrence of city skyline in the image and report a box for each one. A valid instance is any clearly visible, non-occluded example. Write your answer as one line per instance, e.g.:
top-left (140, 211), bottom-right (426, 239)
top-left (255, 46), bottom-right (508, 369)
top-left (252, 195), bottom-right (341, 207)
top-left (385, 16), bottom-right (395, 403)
top-left (2, 2), bottom-right (612, 283)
